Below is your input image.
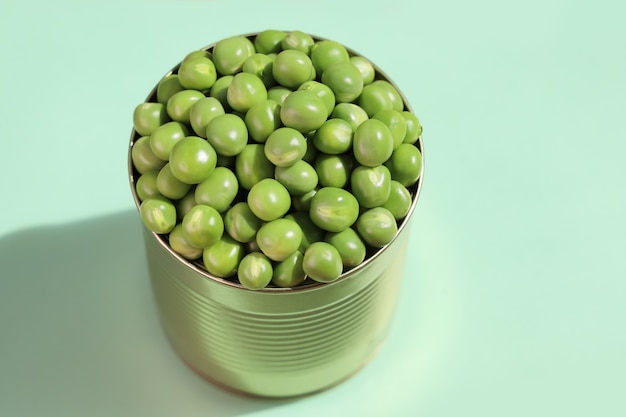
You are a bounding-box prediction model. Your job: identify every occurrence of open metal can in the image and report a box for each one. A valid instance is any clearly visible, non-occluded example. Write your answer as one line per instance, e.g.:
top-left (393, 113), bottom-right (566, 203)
top-left (128, 32), bottom-right (424, 398)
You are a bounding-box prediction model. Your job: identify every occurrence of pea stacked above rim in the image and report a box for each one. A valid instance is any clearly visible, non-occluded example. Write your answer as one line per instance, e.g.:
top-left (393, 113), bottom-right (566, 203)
top-left (129, 30), bottom-right (423, 290)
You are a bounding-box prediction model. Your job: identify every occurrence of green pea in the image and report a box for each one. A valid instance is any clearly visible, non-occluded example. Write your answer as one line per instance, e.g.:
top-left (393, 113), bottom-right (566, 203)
top-left (301, 137), bottom-right (320, 164)
top-left (324, 227), bottom-right (366, 268)
top-left (281, 30), bottom-right (314, 54)
top-left (272, 50), bottom-right (314, 88)
top-left (235, 144), bottom-right (274, 189)
top-left (267, 85), bottom-right (293, 105)
top-left (264, 127), bottom-right (307, 167)
top-left (156, 74), bottom-right (185, 104)
top-left (135, 170), bottom-right (161, 202)
top-left (203, 113), bottom-right (248, 157)
top-left (169, 136), bottom-right (217, 184)
top-left (132, 136), bottom-right (166, 174)
top-left (254, 29), bottom-right (286, 54)
top-left (272, 250), bottom-right (306, 288)
top-left (314, 153), bottom-right (354, 188)
top-left (209, 75), bottom-right (234, 110)
top-left (224, 202), bottom-right (263, 243)
top-left (371, 80), bottom-right (404, 112)
top-left (166, 89), bottom-right (205, 124)
top-left (212, 35), bottom-right (255, 75)
top-left (181, 204), bottom-right (224, 248)
top-left (312, 118), bottom-right (353, 154)
top-left (194, 166), bottom-right (239, 212)
top-left (175, 189), bottom-right (197, 221)
top-left (244, 99), bottom-right (282, 143)
top-left (140, 198), bottom-right (177, 234)
top-left (297, 80), bottom-right (336, 117)
top-left (243, 53), bottom-right (276, 88)
top-left (275, 160), bottom-right (319, 195)
top-left (247, 178), bottom-right (291, 221)
top-left (284, 211), bottom-right (324, 252)
top-left (227, 72), bottom-right (268, 113)
top-left (353, 119), bottom-right (394, 167)
top-left (349, 56), bottom-right (375, 85)
top-left (203, 234), bottom-right (244, 278)
top-left (331, 102), bottom-right (369, 131)
top-left (133, 102), bottom-right (168, 136)
top-left (149, 121), bottom-right (189, 161)
top-left (402, 111), bottom-right (422, 144)
top-left (292, 189), bottom-right (317, 212)
top-left (357, 84), bottom-right (393, 117)
top-left (384, 143), bottom-right (423, 187)
top-left (309, 187), bottom-right (359, 232)
top-left (178, 56), bottom-right (217, 91)
top-left (189, 97), bottom-right (225, 138)
top-left (256, 218), bottom-right (303, 261)
top-left (321, 61), bottom-right (363, 103)
top-left (168, 224), bottom-right (203, 260)
top-left (280, 90), bottom-right (327, 133)
top-left (303, 242), bottom-right (343, 283)
top-left (356, 207), bottom-right (397, 248)
top-left (238, 252), bottom-right (273, 290)
top-left (310, 40), bottom-right (350, 74)
top-left (351, 165), bottom-right (392, 208)
top-left (382, 180), bottom-right (413, 220)
top-left (183, 49), bottom-right (212, 61)
top-left (156, 163), bottom-right (191, 199)
top-left (373, 109), bottom-right (407, 150)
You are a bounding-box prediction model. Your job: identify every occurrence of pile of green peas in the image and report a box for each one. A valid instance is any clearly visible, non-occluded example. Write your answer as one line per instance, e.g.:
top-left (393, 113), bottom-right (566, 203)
top-left (131, 30), bottom-right (423, 290)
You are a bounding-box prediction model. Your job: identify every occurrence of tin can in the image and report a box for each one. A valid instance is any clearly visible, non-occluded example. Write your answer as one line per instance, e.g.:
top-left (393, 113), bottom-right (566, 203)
top-left (128, 33), bottom-right (424, 398)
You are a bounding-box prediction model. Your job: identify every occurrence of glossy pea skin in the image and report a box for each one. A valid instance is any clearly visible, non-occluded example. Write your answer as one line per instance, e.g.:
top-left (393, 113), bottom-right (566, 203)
top-left (166, 89), bottom-right (205, 124)
top-left (353, 119), bottom-right (394, 167)
top-left (312, 118), bottom-right (353, 154)
top-left (149, 121), bottom-right (189, 161)
top-left (275, 160), bottom-right (319, 195)
top-left (373, 109), bottom-right (407, 150)
top-left (272, 50), bottom-right (314, 88)
top-left (243, 53), bottom-right (276, 88)
top-left (356, 207), bottom-right (397, 248)
top-left (280, 90), bottom-right (328, 133)
top-left (175, 189), bottom-right (197, 220)
top-left (284, 211), bottom-right (325, 252)
top-left (303, 242), bottom-right (343, 283)
top-left (189, 97), bottom-right (225, 138)
top-left (247, 178), bottom-right (291, 221)
top-left (204, 113), bottom-right (248, 157)
top-left (349, 56), bottom-right (375, 85)
top-left (227, 72), bottom-right (268, 113)
top-left (402, 111), bottom-right (422, 144)
top-left (256, 218), bottom-right (303, 261)
top-left (324, 227), bottom-right (366, 268)
top-left (235, 144), bottom-right (274, 190)
top-left (168, 224), bottom-right (203, 260)
top-left (209, 75), bottom-right (234, 110)
top-left (135, 170), bottom-right (161, 202)
top-left (331, 102), bottom-right (369, 131)
top-left (224, 202), bottom-right (263, 243)
top-left (357, 84), bottom-right (393, 117)
top-left (212, 36), bottom-right (255, 75)
top-left (281, 30), bottom-right (314, 54)
top-left (314, 153), bottom-right (354, 188)
top-left (132, 136), bottom-right (166, 174)
top-left (382, 180), bottom-right (413, 220)
top-left (321, 61), bottom-right (363, 103)
top-left (310, 40), bottom-right (350, 74)
top-left (238, 252), bottom-right (273, 290)
top-left (267, 86), bottom-right (293, 105)
top-left (169, 136), bottom-right (217, 184)
top-left (157, 74), bottom-right (185, 104)
top-left (371, 80), bottom-right (404, 112)
top-left (194, 166), bottom-right (239, 212)
top-left (133, 102), bottom-right (168, 136)
top-left (309, 187), bottom-right (359, 232)
top-left (140, 198), bottom-right (177, 234)
top-left (264, 127), bottom-right (306, 167)
top-left (178, 56), bottom-right (217, 91)
top-left (272, 250), bottom-right (306, 288)
top-left (254, 30), bottom-right (286, 54)
top-left (297, 80), bottom-right (336, 117)
top-left (384, 143), bottom-right (423, 187)
top-left (203, 234), bottom-right (244, 278)
top-left (244, 99), bottom-right (282, 143)
top-left (350, 165), bottom-right (392, 208)
top-left (156, 163), bottom-right (191, 199)
top-left (181, 204), bottom-right (224, 248)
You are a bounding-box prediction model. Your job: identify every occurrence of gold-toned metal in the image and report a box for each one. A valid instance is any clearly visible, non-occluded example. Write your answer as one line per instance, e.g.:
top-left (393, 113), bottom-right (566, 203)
top-left (128, 32), bottom-right (424, 398)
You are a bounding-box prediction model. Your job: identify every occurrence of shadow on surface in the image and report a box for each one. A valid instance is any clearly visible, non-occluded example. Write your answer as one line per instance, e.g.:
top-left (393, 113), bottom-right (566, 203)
top-left (0, 210), bottom-right (287, 417)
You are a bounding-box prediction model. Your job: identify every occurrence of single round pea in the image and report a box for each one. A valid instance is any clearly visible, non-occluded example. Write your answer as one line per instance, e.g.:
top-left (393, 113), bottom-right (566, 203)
top-left (384, 143), bottom-right (423, 187)
top-left (275, 160), bottom-right (319, 195)
top-left (281, 30), bottom-right (314, 54)
top-left (227, 72), bottom-right (268, 113)
top-left (175, 189), bottom-right (196, 220)
top-left (324, 227), bottom-right (366, 268)
top-left (169, 136), bottom-right (217, 184)
top-left (235, 144), bottom-right (274, 189)
top-left (303, 242), bottom-right (343, 283)
top-left (373, 109), bottom-right (407, 150)
top-left (382, 180), bottom-right (413, 220)
top-left (209, 75), bottom-right (234, 110)
top-left (135, 170), bottom-right (161, 202)
top-left (212, 35), bottom-right (255, 75)
top-left (238, 252), bottom-right (273, 290)
top-left (205, 113), bottom-right (248, 157)
top-left (256, 218), bottom-right (303, 261)
top-left (297, 80), bottom-right (336, 117)
top-left (356, 207), bottom-right (397, 248)
top-left (156, 74), bottom-right (185, 104)
top-left (242, 53), bottom-right (275, 87)
top-left (140, 198), bottom-right (176, 234)
top-left (357, 84), bottom-right (394, 117)
top-left (310, 40), bottom-right (350, 74)
top-left (280, 90), bottom-right (327, 133)
top-left (272, 250), bottom-right (306, 288)
top-left (203, 234), bottom-right (244, 278)
top-left (244, 99), bottom-right (282, 143)
top-left (351, 165), bottom-right (392, 208)
top-left (254, 29), bottom-right (286, 54)
top-left (402, 111), bottom-right (422, 144)
top-left (189, 97), bottom-right (225, 138)
top-left (247, 178), bottom-right (291, 221)
top-left (224, 202), bottom-right (263, 243)
top-left (264, 127), bottom-right (307, 167)
top-left (178, 56), bottom-right (217, 91)
top-left (331, 102), bottom-right (369, 131)
top-left (349, 56), bottom-right (375, 85)
top-left (133, 102), bottom-right (168, 136)
top-left (181, 204), bottom-right (224, 248)
top-left (149, 121), bottom-right (189, 161)
top-left (272, 50), bottom-right (314, 88)
top-left (312, 118), bottom-right (353, 154)
top-left (156, 163), bottom-right (191, 199)
top-left (353, 119), bottom-right (394, 167)
top-left (291, 189), bottom-right (317, 212)
top-left (321, 61), bottom-right (363, 103)
top-left (309, 187), bottom-right (359, 232)
top-left (168, 224), bottom-right (203, 260)
top-left (371, 80), bottom-right (404, 112)
top-left (194, 166), bottom-right (239, 212)
top-left (132, 136), bottom-right (166, 174)
top-left (267, 86), bottom-right (292, 105)
top-left (314, 153), bottom-right (354, 188)
top-left (166, 89), bottom-right (205, 124)
top-left (284, 211), bottom-right (325, 252)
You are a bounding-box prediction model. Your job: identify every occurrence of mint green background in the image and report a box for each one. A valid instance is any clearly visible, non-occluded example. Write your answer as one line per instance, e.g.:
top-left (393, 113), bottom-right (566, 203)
top-left (1, 0), bottom-right (624, 415)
